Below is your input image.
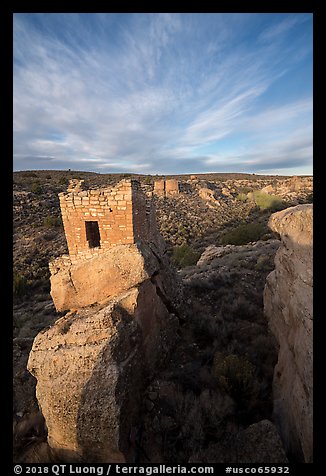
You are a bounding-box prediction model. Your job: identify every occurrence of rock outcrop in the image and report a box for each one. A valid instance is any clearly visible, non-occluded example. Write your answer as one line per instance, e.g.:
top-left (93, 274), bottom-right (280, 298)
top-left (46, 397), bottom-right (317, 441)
top-left (264, 204), bottom-right (313, 462)
top-left (261, 184), bottom-right (275, 195)
top-left (49, 242), bottom-right (159, 312)
top-left (28, 243), bottom-right (180, 462)
top-left (259, 177), bottom-right (313, 202)
top-left (189, 420), bottom-right (288, 463)
top-left (28, 180), bottom-right (181, 463)
top-left (198, 187), bottom-right (220, 205)
top-left (236, 420), bottom-right (288, 463)
top-left (197, 240), bottom-right (280, 267)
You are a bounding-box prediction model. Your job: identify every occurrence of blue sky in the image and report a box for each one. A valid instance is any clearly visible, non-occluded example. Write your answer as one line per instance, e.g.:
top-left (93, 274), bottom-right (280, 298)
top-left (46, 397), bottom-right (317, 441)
top-left (13, 13), bottom-right (313, 175)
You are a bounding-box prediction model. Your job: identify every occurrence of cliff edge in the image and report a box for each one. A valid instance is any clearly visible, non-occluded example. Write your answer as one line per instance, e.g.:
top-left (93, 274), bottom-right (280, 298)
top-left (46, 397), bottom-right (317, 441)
top-left (264, 204), bottom-right (313, 462)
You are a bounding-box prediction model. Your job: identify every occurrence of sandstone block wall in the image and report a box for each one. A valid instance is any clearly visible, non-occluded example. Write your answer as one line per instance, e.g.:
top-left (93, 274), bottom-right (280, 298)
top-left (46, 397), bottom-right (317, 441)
top-left (153, 179), bottom-right (179, 197)
top-left (59, 179), bottom-right (152, 263)
top-left (153, 180), bottom-right (165, 196)
top-left (165, 179), bottom-right (179, 195)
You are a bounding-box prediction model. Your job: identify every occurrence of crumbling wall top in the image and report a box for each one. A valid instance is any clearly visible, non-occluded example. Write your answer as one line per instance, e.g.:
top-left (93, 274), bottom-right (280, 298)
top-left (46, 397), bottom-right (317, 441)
top-left (67, 179), bottom-right (85, 193)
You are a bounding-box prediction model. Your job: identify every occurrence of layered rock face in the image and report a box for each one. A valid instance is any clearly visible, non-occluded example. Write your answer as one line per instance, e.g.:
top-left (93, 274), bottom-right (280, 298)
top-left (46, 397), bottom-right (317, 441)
top-left (28, 239), bottom-right (180, 462)
top-left (264, 204), bottom-right (313, 462)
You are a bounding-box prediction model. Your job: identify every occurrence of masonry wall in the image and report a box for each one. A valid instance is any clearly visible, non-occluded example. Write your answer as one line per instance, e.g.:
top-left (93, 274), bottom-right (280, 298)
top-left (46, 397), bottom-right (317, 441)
top-left (153, 180), bottom-right (165, 197)
top-left (153, 179), bottom-right (179, 197)
top-left (59, 180), bottom-right (135, 261)
top-left (165, 179), bottom-right (179, 195)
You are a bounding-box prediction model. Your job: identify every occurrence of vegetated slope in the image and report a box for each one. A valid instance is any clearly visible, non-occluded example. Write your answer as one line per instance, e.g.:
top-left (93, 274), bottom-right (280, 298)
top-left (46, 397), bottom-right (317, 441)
top-left (13, 170), bottom-right (312, 462)
top-left (137, 240), bottom-right (281, 462)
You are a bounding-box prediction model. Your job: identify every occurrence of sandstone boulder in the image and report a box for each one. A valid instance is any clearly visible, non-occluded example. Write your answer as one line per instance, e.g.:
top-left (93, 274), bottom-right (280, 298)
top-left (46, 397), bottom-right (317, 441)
top-left (197, 244), bottom-right (236, 265)
top-left (235, 420), bottom-right (288, 463)
top-left (198, 188), bottom-right (220, 204)
top-left (261, 184), bottom-right (275, 194)
top-left (264, 204), bottom-right (313, 462)
top-left (29, 232), bottom-right (181, 463)
top-left (197, 240), bottom-right (280, 267)
top-left (221, 187), bottom-right (231, 197)
top-left (189, 420), bottom-right (287, 463)
top-left (28, 283), bottom-right (178, 463)
top-left (49, 242), bottom-right (160, 312)
top-left (287, 176), bottom-right (305, 192)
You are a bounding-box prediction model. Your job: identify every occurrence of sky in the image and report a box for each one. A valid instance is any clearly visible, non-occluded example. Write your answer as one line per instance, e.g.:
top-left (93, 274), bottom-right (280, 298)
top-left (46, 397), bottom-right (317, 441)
top-left (13, 13), bottom-right (313, 175)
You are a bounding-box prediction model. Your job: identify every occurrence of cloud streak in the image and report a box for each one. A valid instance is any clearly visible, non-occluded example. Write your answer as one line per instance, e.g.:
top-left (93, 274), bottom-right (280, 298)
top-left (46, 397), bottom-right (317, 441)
top-left (13, 13), bottom-right (313, 175)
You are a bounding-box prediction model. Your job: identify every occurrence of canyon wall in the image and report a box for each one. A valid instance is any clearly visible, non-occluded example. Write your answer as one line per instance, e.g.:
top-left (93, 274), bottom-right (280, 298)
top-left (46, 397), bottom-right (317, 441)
top-left (264, 204), bottom-right (313, 462)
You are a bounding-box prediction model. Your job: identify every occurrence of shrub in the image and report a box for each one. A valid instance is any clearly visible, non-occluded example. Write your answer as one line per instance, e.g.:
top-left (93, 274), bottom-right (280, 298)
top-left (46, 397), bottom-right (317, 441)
top-left (220, 222), bottom-right (266, 245)
top-left (172, 244), bottom-right (201, 268)
top-left (43, 231), bottom-right (57, 241)
top-left (45, 174), bottom-right (52, 180)
top-left (236, 193), bottom-right (247, 202)
top-left (254, 254), bottom-right (274, 272)
top-left (59, 177), bottom-right (69, 185)
top-left (239, 186), bottom-right (253, 194)
top-left (13, 273), bottom-right (28, 298)
top-left (144, 176), bottom-right (152, 185)
top-left (43, 215), bottom-right (62, 228)
top-left (30, 182), bottom-right (43, 194)
top-left (190, 312), bottom-right (221, 345)
top-left (22, 171), bottom-right (37, 178)
top-left (248, 191), bottom-right (283, 211)
top-left (212, 352), bottom-right (259, 411)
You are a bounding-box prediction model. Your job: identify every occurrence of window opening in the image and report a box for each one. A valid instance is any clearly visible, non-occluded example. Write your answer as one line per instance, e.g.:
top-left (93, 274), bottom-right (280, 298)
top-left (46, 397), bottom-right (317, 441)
top-left (85, 221), bottom-right (101, 248)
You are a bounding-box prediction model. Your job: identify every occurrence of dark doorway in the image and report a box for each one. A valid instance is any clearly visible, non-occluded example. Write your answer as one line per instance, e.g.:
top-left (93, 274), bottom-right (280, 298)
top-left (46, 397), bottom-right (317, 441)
top-left (85, 221), bottom-right (101, 248)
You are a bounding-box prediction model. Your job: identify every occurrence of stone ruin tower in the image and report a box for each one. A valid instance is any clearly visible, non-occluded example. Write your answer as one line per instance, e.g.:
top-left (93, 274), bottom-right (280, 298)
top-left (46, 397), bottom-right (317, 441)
top-left (28, 178), bottom-right (180, 462)
top-left (49, 178), bottom-right (165, 311)
top-left (59, 178), bottom-right (159, 263)
top-left (153, 178), bottom-right (179, 197)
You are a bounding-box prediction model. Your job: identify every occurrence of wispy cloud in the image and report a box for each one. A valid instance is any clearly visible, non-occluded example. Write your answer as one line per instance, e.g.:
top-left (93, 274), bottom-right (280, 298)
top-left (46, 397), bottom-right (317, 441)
top-left (204, 125), bottom-right (312, 173)
top-left (258, 14), bottom-right (309, 43)
top-left (13, 13), bottom-right (312, 175)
